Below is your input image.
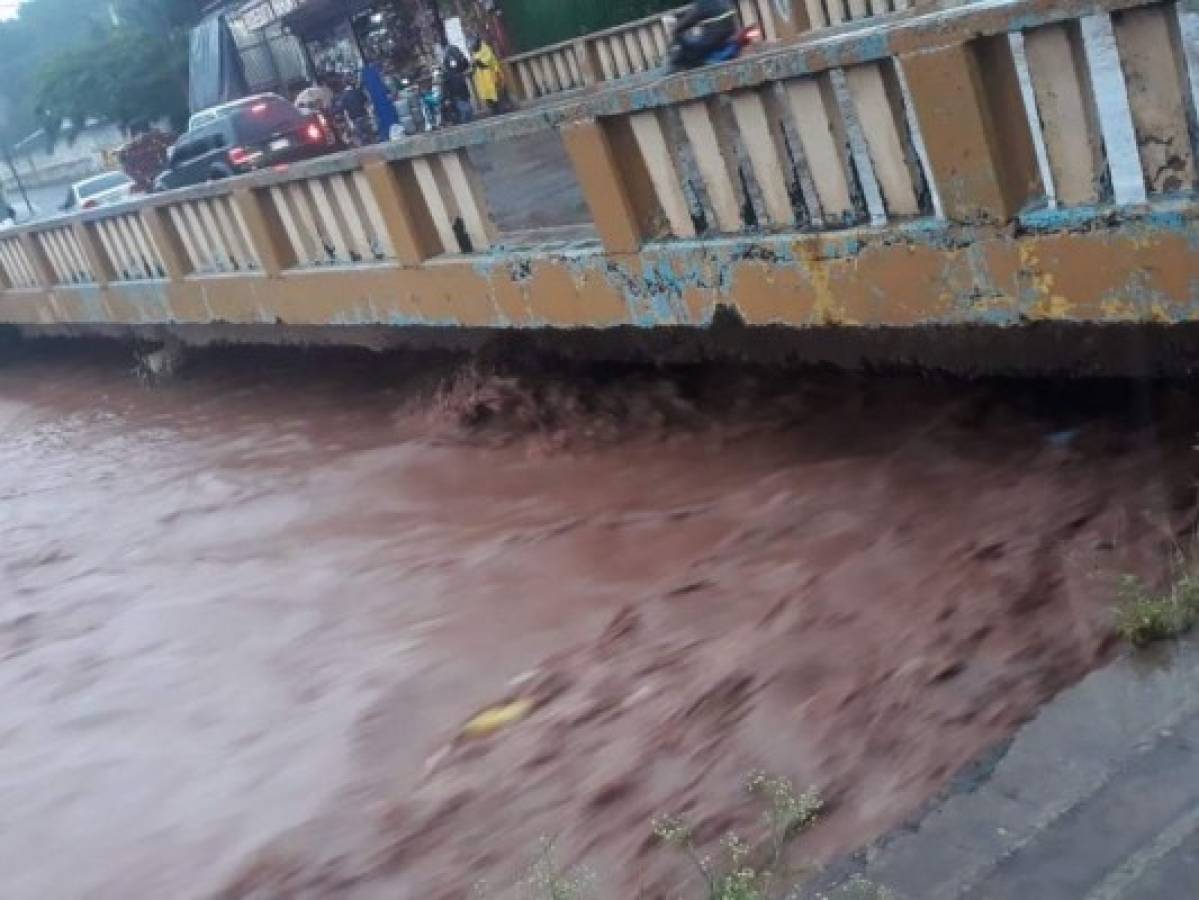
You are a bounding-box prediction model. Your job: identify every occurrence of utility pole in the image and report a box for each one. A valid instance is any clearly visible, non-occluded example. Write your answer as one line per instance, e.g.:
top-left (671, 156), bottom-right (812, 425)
top-left (2, 143), bottom-right (32, 216)
top-left (0, 97), bottom-right (32, 216)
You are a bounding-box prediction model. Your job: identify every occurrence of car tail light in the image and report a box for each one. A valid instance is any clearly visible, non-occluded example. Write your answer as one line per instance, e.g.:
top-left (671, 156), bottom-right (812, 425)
top-left (250, 102), bottom-right (268, 115)
top-left (304, 122), bottom-right (324, 143)
top-left (746, 25), bottom-right (763, 42)
top-left (228, 146), bottom-right (252, 167)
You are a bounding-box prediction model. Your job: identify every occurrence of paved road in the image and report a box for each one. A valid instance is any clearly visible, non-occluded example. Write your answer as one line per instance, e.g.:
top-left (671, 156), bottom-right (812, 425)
top-left (3, 182), bottom-right (70, 225)
top-left (468, 130), bottom-right (595, 243)
top-left (810, 636), bottom-right (1199, 899)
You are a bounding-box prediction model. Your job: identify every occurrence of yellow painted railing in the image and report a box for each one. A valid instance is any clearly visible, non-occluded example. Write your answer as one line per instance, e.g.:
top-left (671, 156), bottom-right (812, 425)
top-left (0, 0), bottom-right (1195, 336)
top-left (504, 0), bottom-right (926, 102)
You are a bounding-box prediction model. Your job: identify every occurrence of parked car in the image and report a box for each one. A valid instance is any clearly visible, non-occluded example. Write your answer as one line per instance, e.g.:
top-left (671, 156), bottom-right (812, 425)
top-left (155, 95), bottom-right (339, 192)
top-left (63, 171), bottom-right (136, 212)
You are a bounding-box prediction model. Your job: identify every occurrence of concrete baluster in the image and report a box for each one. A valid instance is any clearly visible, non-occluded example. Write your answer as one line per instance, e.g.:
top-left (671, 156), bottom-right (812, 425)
top-left (139, 206), bottom-right (189, 280)
top-left (1022, 22), bottom-right (1104, 206)
top-left (231, 187), bottom-right (292, 277)
top-left (901, 36), bottom-right (1044, 223)
top-left (730, 90), bottom-right (798, 228)
top-left (596, 38), bottom-right (616, 82)
top-left (72, 221), bottom-right (111, 287)
top-left (843, 62), bottom-right (922, 217)
top-left (574, 38), bottom-right (603, 87)
top-left (680, 99), bottom-right (747, 233)
top-left (19, 231), bottom-right (54, 289)
top-left (1112, 5), bottom-right (1197, 194)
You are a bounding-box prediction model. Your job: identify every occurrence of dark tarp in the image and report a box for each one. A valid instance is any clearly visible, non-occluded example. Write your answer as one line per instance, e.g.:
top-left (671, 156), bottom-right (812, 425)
top-left (189, 13), bottom-right (250, 115)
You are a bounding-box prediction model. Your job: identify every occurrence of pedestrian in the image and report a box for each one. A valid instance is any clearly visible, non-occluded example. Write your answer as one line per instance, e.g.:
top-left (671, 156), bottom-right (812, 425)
top-left (439, 41), bottom-right (474, 125)
top-left (470, 35), bottom-right (504, 115)
top-left (361, 63), bottom-right (398, 141)
top-left (333, 75), bottom-right (373, 146)
top-left (295, 79), bottom-right (335, 116)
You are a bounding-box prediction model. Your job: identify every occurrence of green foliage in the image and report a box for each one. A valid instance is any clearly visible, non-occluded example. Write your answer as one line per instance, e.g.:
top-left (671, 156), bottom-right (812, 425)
top-left (653, 773), bottom-right (824, 900)
top-left (25, 0), bottom-right (196, 149)
top-left (0, 0), bottom-right (111, 143)
top-left (1114, 573), bottom-right (1199, 647)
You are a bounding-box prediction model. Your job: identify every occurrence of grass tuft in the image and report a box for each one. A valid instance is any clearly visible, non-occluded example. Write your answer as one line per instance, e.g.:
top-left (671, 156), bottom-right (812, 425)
top-left (653, 773), bottom-right (824, 899)
top-left (1113, 572), bottom-right (1199, 647)
top-left (522, 840), bottom-right (595, 900)
top-left (816, 875), bottom-right (900, 899)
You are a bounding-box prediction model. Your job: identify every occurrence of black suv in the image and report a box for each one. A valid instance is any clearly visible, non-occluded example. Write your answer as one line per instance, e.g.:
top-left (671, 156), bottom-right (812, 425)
top-left (154, 95), bottom-right (339, 192)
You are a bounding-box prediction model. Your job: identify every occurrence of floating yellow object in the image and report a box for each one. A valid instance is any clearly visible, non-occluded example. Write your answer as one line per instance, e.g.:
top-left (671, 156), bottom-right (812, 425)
top-left (461, 698), bottom-right (535, 739)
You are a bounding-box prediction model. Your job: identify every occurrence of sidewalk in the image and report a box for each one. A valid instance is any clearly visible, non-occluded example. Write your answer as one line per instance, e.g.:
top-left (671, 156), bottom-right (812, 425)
top-left (811, 635), bottom-right (1199, 899)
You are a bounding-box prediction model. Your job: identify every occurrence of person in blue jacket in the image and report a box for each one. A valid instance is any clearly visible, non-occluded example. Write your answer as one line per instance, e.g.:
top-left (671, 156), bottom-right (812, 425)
top-left (361, 63), bottom-right (398, 143)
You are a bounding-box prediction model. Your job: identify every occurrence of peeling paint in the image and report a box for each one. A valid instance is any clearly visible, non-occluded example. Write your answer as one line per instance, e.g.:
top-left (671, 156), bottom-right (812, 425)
top-left (2, 200), bottom-right (1198, 335)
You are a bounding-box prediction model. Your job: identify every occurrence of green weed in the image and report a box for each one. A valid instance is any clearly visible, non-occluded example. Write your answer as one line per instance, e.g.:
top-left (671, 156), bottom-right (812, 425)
top-left (653, 772), bottom-right (824, 899)
top-left (1113, 572), bottom-right (1199, 646)
top-left (815, 875), bottom-right (900, 899)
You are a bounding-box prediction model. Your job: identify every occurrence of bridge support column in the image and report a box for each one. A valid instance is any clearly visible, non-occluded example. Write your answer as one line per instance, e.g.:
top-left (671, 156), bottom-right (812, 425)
top-left (900, 37), bottom-right (1044, 223)
top-left (561, 117), bottom-right (665, 254)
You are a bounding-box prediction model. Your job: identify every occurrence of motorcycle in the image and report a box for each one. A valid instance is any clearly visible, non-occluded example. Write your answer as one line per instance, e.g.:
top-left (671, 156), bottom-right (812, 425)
top-left (664, 15), bottom-right (763, 71)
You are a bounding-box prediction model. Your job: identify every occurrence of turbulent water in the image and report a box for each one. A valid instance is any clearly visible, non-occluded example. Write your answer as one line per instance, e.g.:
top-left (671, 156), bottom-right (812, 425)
top-left (0, 341), bottom-right (1194, 899)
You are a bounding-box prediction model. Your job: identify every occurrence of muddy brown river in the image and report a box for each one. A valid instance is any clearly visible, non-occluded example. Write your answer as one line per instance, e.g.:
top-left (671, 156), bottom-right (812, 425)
top-left (0, 341), bottom-right (1194, 898)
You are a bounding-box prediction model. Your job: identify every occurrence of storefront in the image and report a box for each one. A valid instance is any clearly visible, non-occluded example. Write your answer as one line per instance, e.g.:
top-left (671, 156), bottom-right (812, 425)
top-left (280, 0), bottom-right (439, 82)
top-left (219, 0), bottom-right (311, 95)
top-left (211, 0), bottom-right (505, 100)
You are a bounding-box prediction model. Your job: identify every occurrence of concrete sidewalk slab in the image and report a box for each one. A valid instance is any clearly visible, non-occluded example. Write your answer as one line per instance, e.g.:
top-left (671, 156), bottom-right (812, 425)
top-left (810, 636), bottom-right (1199, 899)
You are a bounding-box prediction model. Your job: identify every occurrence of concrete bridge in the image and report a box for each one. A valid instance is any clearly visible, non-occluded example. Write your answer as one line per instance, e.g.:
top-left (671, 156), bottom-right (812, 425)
top-left (1, 0), bottom-right (1197, 367)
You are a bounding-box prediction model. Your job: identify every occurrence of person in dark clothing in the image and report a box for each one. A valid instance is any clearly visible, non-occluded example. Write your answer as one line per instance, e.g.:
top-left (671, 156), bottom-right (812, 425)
top-left (670, 0), bottom-right (738, 68)
top-left (439, 42), bottom-right (474, 125)
top-left (333, 78), bottom-right (373, 145)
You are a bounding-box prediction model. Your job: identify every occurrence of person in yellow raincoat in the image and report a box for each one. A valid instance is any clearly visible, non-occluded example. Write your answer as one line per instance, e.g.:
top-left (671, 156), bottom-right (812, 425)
top-left (470, 35), bottom-right (504, 114)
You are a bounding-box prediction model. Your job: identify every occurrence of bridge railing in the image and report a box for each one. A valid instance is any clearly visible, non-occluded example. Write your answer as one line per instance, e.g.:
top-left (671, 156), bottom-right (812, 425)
top-left (0, 0), bottom-right (1194, 329)
top-left (548, 0), bottom-right (1198, 248)
top-left (505, 0), bottom-right (874, 102)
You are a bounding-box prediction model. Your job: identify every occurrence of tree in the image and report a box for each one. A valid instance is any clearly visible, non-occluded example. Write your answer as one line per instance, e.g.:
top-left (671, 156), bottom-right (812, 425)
top-left (0, 0), bottom-right (109, 146)
top-left (35, 0), bottom-right (197, 146)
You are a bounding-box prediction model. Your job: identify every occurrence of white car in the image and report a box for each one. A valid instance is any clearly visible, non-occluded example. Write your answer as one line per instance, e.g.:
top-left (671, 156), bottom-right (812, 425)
top-left (63, 171), bottom-right (136, 212)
